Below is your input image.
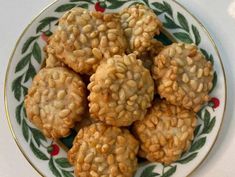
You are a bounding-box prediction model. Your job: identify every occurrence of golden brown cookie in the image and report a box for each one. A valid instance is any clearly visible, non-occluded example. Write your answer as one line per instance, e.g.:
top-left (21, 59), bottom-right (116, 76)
top-left (120, 4), bottom-right (162, 54)
top-left (46, 7), bottom-right (127, 74)
top-left (24, 67), bottom-right (86, 138)
top-left (88, 54), bottom-right (154, 126)
top-left (133, 100), bottom-right (197, 164)
top-left (68, 123), bottom-right (139, 177)
top-left (152, 43), bottom-right (214, 112)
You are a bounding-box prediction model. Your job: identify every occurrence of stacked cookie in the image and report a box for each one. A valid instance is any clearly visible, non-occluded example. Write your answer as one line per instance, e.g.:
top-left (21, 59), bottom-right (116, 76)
top-left (24, 4), bottom-right (214, 177)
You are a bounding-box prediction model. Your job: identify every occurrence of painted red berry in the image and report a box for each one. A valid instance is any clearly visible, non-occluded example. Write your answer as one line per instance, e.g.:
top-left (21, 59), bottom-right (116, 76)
top-left (41, 32), bottom-right (48, 42)
top-left (95, 2), bottom-right (106, 12)
top-left (209, 97), bottom-right (220, 109)
top-left (47, 144), bottom-right (60, 156)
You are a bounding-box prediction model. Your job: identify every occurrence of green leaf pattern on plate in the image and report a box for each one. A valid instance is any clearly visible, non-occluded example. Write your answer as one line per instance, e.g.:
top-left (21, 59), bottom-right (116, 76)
top-left (10, 0), bottom-right (218, 177)
top-left (49, 158), bottom-right (62, 177)
top-left (32, 42), bottom-right (42, 63)
top-left (30, 140), bottom-right (49, 160)
top-left (177, 12), bottom-right (189, 32)
top-left (21, 36), bottom-right (39, 54)
top-left (140, 165), bottom-right (160, 177)
top-left (173, 32), bottom-right (193, 43)
top-left (176, 152), bottom-right (198, 164)
top-left (61, 170), bottom-right (74, 177)
top-left (161, 166), bottom-right (177, 177)
top-left (15, 53), bottom-right (31, 73)
top-left (189, 137), bottom-right (206, 152)
top-left (22, 119), bottom-right (29, 141)
top-left (55, 4), bottom-right (77, 12)
top-left (55, 158), bottom-right (72, 168)
top-left (30, 127), bottom-right (47, 147)
top-left (192, 25), bottom-right (201, 45)
top-left (15, 102), bottom-right (23, 124)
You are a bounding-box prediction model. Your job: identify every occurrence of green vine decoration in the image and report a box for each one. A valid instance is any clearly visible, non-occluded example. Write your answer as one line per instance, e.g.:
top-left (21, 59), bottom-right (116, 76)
top-left (11, 0), bottom-right (219, 177)
top-left (140, 165), bottom-right (160, 177)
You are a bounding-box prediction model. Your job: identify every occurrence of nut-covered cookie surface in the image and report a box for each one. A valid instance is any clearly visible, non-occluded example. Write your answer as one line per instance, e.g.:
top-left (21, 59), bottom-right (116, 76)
top-left (88, 54), bottom-right (154, 126)
top-left (133, 100), bottom-right (197, 164)
top-left (24, 67), bottom-right (86, 138)
top-left (120, 4), bottom-right (162, 54)
top-left (46, 7), bottom-right (127, 74)
top-left (68, 123), bottom-right (139, 177)
top-left (45, 53), bottom-right (65, 68)
top-left (152, 43), bottom-right (213, 112)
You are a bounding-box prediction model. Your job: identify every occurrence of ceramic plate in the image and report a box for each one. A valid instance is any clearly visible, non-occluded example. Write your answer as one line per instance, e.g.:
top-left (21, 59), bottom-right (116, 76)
top-left (4, 0), bottom-right (226, 176)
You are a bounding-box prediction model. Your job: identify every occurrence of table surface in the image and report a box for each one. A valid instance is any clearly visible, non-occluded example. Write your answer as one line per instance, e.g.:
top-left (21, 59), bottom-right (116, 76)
top-left (1, 0), bottom-right (235, 177)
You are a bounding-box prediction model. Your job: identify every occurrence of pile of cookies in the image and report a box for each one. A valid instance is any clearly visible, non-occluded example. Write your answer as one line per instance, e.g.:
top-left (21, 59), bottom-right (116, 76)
top-left (24, 4), bottom-right (214, 177)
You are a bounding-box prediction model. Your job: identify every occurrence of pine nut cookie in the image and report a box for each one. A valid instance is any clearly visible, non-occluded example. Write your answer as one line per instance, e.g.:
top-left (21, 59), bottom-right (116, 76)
top-left (24, 67), bottom-right (86, 138)
top-left (88, 54), bottom-right (154, 126)
top-left (68, 123), bottom-right (139, 177)
top-left (120, 4), bottom-right (162, 54)
top-left (133, 100), bottom-right (197, 164)
top-left (46, 7), bottom-right (127, 74)
top-left (152, 43), bottom-right (214, 112)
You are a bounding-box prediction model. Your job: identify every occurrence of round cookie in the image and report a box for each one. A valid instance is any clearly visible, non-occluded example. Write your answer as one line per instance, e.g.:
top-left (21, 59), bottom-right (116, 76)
top-left (68, 123), bottom-right (139, 177)
top-left (24, 67), bottom-right (86, 138)
top-left (120, 4), bottom-right (162, 54)
top-left (152, 43), bottom-right (214, 112)
top-left (46, 7), bottom-right (127, 74)
top-left (88, 54), bottom-right (154, 126)
top-left (133, 100), bottom-right (197, 164)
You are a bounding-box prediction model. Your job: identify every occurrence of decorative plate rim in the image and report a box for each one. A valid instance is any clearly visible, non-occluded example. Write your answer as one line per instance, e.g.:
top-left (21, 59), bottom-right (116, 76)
top-left (4, 0), bottom-right (227, 177)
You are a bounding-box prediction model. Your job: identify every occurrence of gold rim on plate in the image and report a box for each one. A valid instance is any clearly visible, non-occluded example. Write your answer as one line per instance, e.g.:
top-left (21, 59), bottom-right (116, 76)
top-left (4, 0), bottom-right (227, 177)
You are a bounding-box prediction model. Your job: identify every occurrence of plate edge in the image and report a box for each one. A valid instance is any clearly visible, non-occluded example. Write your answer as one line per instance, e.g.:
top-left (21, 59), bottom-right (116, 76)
top-left (3, 1), bottom-right (227, 177)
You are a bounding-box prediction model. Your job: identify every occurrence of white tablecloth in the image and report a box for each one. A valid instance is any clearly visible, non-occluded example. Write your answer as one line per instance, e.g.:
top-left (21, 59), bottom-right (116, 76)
top-left (0, 0), bottom-right (235, 176)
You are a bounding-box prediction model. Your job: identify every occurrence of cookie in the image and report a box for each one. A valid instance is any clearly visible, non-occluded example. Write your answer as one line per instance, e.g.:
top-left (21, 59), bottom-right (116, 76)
top-left (46, 7), bottom-right (127, 74)
top-left (68, 123), bottom-right (139, 177)
top-left (24, 67), bottom-right (86, 138)
top-left (133, 100), bottom-right (197, 164)
top-left (88, 54), bottom-right (154, 126)
top-left (120, 4), bottom-right (162, 54)
top-left (152, 43), bottom-right (214, 112)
